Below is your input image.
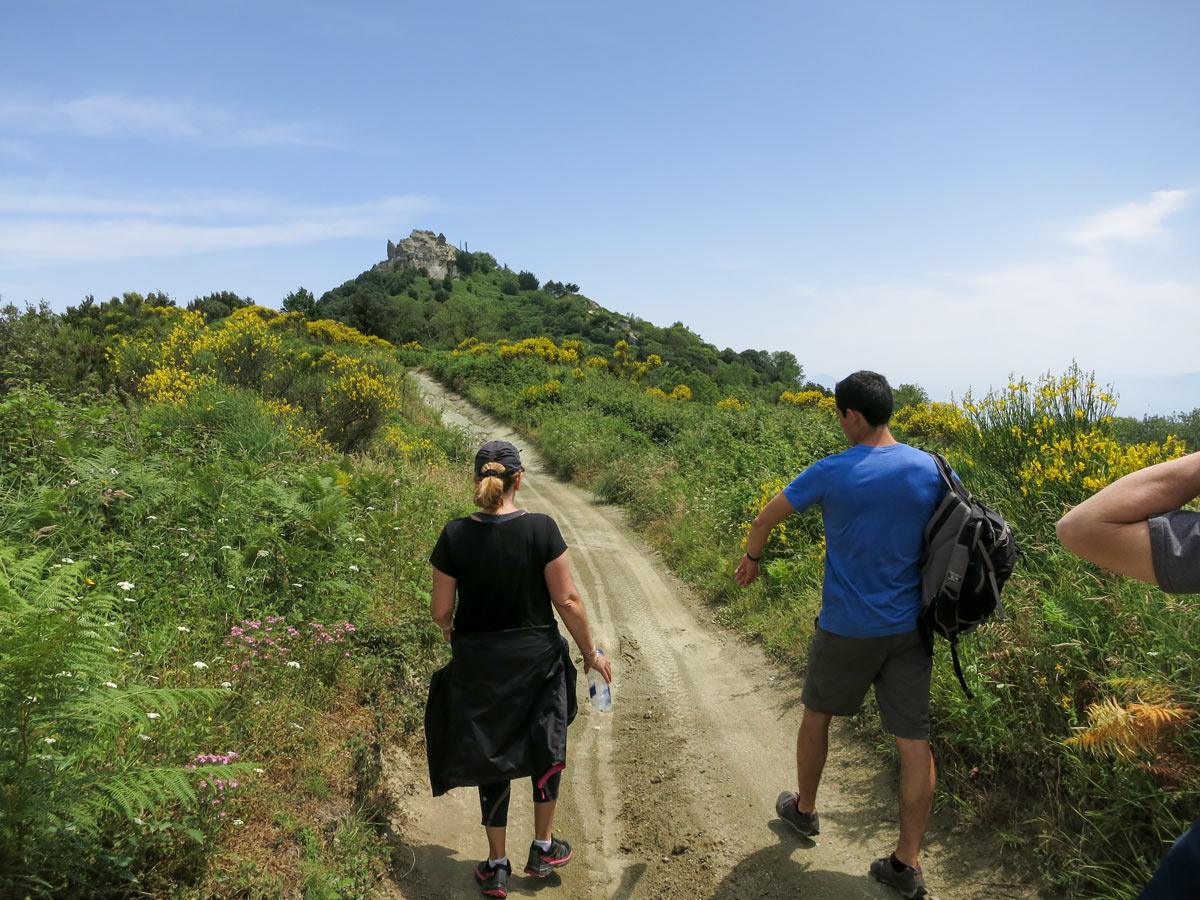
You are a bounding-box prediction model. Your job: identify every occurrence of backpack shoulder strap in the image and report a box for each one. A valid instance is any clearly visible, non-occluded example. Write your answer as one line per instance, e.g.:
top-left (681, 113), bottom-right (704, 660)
top-left (948, 637), bottom-right (976, 700)
top-left (927, 450), bottom-right (969, 502)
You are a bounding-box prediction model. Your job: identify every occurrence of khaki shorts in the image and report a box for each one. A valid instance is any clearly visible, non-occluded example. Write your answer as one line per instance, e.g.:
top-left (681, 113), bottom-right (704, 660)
top-left (801, 622), bottom-right (932, 740)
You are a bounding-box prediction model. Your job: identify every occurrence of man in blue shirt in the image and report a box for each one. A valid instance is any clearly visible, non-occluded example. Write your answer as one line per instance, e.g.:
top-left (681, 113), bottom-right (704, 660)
top-left (735, 371), bottom-right (944, 899)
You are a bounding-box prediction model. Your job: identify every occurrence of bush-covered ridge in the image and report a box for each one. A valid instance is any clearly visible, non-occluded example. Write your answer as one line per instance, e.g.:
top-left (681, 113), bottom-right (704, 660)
top-left (313, 253), bottom-right (817, 405)
top-left (312, 240), bottom-right (1200, 446)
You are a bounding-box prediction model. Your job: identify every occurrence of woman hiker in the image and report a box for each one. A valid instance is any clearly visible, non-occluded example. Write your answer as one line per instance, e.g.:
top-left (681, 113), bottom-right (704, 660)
top-left (424, 440), bottom-right (613, 899)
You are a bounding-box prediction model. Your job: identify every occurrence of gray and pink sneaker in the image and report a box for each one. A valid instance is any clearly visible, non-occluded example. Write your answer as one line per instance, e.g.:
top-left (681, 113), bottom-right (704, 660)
top-left (474, 859), bottom-right (511, 898)
top-left (524, 837), bottom-right (572, 877)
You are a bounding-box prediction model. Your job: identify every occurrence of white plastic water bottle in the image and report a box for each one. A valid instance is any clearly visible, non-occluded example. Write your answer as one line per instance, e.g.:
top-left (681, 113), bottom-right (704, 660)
top-left (587, 649), bottom-right (612, 711)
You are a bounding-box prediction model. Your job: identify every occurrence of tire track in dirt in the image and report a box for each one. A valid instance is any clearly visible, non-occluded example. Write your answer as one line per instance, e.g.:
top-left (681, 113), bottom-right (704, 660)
top-left (383, 374), bottom-right (1042, 900)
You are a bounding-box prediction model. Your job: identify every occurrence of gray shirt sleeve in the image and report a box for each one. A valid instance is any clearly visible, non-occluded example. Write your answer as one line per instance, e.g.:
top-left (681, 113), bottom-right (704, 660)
top-left (1149, 510), bottom-right (1200, 594)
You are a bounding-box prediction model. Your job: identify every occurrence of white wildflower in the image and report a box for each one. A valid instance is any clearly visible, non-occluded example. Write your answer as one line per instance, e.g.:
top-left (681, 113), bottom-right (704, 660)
top-left (61, 557), bottom-right (74, 564)
top-left (253, 768), bottom-right (265, 774)
top-left (43, 737), bottom-right (57, 744)
top-left (134, 817), bottom-right (145, 825)
top-left (256, 549), bottom-right (269, 558)
top-left (146, 712), bottom-right (161, 719)
top-left (349, 565), bottom-right (360, 572)
top-left (117, 581), bottom-right (135, 591)
top-left (232, 818), bottom-right (244, 826)
top-left (286, 660), bottom-right (301, 669)
top-left (103, 681), bottom-right (119, 688)
top-left (227, 584), bottom-right (236, 589)
top-left (138, 734), bottom-right (152, 741)
top-left (176, 626), bottom-right (190, 632)
top-left (108, 467), bottom-right (119, 475)
top-left (221, 681), bottom-right (233, 688)
top-left (124, 597), bottom-right (136, 603)
top-left (192, 661), bottom-right (209, 670)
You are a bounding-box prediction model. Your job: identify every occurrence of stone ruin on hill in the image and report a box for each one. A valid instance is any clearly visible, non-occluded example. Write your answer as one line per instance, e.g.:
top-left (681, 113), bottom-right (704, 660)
top-left (374, 229), bottom-right (458, 279)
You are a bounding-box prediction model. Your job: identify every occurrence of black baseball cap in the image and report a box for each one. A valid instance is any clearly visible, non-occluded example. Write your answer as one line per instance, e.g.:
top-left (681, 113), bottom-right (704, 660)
top-left (474, 440), bottom-right (524, 477)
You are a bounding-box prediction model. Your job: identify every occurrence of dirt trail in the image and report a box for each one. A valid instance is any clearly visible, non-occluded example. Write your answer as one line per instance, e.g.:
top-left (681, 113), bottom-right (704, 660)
top-left (384, 374), bottom-right (1039, 900)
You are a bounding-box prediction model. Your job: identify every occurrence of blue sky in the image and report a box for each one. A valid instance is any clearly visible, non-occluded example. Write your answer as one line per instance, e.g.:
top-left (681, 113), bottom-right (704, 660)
top-left (2, 1), bottom-right (1197, 414)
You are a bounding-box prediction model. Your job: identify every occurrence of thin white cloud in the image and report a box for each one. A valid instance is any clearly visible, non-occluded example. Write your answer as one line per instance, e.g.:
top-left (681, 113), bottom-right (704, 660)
top-left (1068, 189), bottom-right (1189, 247)
top-left (0, 92), bottom-right (330, 148)
top-left (779, 255), bottom-right (1197, 396)
top-left (0, 190), bottom-right (424, 220)
top-left (771, 190), bottom-right (1199, 402)
top-left (0, 193), bottom-right (439, 266)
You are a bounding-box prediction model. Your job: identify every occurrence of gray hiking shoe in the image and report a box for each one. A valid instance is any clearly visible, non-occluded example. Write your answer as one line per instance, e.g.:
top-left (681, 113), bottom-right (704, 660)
top-left (775, 791), bottom-right (820, 836)
top-left (869, 855), bottom-right (928, 898)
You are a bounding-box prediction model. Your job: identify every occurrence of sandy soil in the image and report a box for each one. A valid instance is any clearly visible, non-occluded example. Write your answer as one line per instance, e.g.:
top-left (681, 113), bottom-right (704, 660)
top-left (382, 373), bottom-right (1042, 900)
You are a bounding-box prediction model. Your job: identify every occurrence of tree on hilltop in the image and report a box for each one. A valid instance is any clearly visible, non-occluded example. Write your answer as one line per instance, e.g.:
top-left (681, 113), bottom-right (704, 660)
top-left (188, 291), bottom-right (252, 323)
top-left (282, 287), bottom-right (317, 317)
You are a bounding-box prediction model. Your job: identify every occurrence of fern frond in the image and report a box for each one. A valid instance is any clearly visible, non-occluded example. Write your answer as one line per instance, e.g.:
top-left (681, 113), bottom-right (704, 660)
top-left (1107, 676), bottom-right (1175, 706)
top-left (59, 685), bottom-right (227, 729)
top-left (1065, 697), bottom-right (1192, 759)
top-left (82, 761), bottom-right (259, 823)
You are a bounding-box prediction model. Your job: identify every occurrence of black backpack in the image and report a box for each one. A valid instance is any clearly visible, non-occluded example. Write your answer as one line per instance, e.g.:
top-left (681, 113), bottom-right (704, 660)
top-left (919, 451), bottom-right (1019, 698)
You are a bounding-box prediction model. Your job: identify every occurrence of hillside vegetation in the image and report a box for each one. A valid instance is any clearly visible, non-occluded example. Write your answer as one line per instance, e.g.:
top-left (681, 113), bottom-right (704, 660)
top-left (311, 254), bottom-right (818, 406)
top-left (0, 297), bottom-right (470, 898)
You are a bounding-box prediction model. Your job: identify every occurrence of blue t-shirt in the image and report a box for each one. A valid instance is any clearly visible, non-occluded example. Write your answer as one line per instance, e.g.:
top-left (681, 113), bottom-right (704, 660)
top-left (782, 442), bottom-right (944, 638)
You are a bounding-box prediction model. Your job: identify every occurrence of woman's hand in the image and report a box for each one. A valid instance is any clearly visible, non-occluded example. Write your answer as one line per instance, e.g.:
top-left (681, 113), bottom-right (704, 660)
top-left (583, 648), bottom-right (612, 683)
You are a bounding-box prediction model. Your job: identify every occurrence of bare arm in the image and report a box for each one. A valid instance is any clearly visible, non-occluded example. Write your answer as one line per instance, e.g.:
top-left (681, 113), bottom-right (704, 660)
top-left (734, 491), bottom-right (797, 586)
top-left (544, 551), bottom-right (612, 683)
top-left (1056, 452), bottom-right (1200, 584)
top-left (430, 566), bottom-right (456, 641)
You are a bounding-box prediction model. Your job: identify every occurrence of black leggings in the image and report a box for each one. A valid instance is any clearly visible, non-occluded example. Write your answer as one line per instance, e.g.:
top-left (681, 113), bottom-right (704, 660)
top-left (479, 770), bottom-right (562, 828)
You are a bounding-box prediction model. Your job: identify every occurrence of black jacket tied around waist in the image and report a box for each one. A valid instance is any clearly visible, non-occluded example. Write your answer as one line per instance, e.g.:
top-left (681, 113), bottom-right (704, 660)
top-left (425, 624), bottom-right (578, 796)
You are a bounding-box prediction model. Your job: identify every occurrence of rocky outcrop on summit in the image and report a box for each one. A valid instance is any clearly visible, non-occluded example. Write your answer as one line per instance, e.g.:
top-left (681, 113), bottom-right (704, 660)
top-left (374, 229), bottom-right (458, 279)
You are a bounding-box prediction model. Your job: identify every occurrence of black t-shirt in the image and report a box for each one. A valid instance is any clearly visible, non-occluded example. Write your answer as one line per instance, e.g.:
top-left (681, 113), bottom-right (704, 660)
top-left (429, 511), bottom-right (568, 633)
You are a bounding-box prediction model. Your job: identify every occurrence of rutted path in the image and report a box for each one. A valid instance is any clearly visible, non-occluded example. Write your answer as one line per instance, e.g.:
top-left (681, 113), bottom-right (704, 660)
top-left (383, 373), bottom-right (1040, 900)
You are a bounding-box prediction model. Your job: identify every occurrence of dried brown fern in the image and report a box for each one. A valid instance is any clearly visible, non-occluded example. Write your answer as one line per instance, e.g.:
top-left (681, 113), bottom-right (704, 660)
top-left (1065, 696), bottom-right (1191, 759)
